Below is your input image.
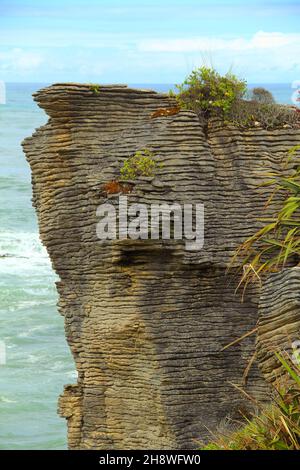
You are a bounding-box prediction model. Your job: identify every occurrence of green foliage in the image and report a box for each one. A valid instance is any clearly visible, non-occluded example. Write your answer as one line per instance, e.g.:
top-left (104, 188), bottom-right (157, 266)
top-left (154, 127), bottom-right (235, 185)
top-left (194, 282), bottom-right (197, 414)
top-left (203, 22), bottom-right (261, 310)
top-left (90, 84), bottom-right (100, 95)
top-left (174, 67), bottom-right (299, 129)
top-left (251, 87), bottom-right (275, 104)
top-left (120, 149), bottom-right (162, 181)
top-left (202, 353), bottom-right (300, 450)
top-left (175, 66), bottom-right (247, 120)
top-left (231, 145), bottom-right (300, 290)
top-left (227, 100), bottom-right (299, 130)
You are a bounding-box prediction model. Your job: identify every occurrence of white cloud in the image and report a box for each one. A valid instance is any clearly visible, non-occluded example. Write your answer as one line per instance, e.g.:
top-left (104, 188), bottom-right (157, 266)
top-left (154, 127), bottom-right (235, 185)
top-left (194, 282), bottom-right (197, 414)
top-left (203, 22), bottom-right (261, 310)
top-left (0, 31), bottom-right (298, 83)
top-left (138, 31), bottom-right (300, 53)
top-left (0, 48), bottom-right (43, 71)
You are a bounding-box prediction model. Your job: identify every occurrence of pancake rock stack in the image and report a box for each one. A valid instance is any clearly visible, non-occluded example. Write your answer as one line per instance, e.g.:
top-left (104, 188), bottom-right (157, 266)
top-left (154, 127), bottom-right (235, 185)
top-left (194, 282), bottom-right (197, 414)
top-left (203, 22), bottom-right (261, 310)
top-left (23, 84), bottom-right (300, 449)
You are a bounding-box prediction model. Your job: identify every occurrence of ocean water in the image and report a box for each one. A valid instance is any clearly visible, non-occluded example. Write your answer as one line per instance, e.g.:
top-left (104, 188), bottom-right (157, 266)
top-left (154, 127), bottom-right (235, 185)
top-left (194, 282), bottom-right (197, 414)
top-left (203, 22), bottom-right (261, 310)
top-left (0, 82), bottom-right (296, 450)
top-left (0, 83), bottom-right (76, 450)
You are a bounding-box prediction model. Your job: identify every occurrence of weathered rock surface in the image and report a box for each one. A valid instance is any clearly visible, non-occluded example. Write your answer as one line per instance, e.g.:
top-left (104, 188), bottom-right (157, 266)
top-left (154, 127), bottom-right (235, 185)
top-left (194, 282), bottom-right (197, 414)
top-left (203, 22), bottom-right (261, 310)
top-left (23, 84), bottom-right (300, 449)
top-left (257, 268), bottom-right (300, 383)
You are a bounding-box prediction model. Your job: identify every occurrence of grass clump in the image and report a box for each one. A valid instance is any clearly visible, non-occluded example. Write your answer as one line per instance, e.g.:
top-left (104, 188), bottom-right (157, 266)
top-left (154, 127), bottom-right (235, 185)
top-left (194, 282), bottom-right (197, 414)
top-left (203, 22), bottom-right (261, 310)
top-left (202, 353), bottom-right (300, 450)
top-left (90, 84), bottom-right (100, 95)
top-left (231, 145), bottom-right (300, 291)
top-left (120, 149), bottom-right (162, 181)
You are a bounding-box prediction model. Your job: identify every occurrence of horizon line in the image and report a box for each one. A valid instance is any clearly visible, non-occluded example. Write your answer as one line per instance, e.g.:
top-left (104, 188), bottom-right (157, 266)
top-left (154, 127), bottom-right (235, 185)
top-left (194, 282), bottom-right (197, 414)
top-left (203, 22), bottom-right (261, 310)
top-left (3, 81), bottom-right (294, 85)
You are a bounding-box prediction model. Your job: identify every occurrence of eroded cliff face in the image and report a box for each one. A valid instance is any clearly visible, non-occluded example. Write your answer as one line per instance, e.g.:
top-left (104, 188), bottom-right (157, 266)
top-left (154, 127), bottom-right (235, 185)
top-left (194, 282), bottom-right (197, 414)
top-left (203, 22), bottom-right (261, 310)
top-left (23, 84), bottom-right (300, 449)
top-left (257, 268), bottom-right (300, 384)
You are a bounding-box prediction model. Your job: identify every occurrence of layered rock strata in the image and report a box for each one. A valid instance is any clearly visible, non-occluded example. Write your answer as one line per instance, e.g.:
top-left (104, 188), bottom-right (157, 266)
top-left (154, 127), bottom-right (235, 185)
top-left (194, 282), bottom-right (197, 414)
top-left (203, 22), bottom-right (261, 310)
top-left (257, 268), bottom-right (300, 383)
top-left (23, 84), bottom-right (300, 449)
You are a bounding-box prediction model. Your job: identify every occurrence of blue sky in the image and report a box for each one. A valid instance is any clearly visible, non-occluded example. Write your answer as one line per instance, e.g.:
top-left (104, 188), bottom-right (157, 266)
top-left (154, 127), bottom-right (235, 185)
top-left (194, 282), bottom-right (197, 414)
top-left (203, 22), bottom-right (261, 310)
top-left (0, 0), bottom-right (299, 83)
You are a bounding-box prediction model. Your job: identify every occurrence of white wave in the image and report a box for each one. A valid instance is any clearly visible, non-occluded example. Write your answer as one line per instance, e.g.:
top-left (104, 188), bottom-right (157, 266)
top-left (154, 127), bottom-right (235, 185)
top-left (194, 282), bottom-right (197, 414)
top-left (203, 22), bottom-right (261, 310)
top-left (0, 231), bottom-right (56, 276)
top-left (65, 370), bottom-right (78, 380)
top-left (26, 353), bottom-right (44, 364)
top-left (23, 287), bottom-right (54, 296)
top-left (0, 396), bottom-right (18, 404)
top-left (17, 324), bottom-right (50, 338)
top-left (8, 299), bottom-right (55, 313)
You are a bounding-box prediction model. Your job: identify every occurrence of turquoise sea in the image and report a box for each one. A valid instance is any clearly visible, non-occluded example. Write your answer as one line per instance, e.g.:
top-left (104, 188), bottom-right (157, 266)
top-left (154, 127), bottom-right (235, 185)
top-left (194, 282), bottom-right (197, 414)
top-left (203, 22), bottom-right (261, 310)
top-left (0, 82), bottom-right (297, 450)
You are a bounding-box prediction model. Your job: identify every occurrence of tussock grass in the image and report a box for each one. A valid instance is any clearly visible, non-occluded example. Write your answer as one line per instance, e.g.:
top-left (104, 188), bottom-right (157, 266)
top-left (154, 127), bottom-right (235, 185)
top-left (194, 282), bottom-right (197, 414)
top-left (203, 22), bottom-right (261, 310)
top-left (202, 353), bottom-right (300, 450)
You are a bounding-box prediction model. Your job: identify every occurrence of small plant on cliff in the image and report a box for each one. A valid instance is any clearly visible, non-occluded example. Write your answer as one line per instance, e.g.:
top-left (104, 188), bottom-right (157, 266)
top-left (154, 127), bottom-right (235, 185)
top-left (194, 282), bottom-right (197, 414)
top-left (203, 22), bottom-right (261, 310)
top-left (120, 149), bottom-right (162, 180)
top-left (175, 66), bottom-right (247, 121)
top-left (90, 84), bottom-right (100, 95)
top-left (231, 145), bottom-right (300, 290)
top-left (202, 352), bottom-right (300, 450)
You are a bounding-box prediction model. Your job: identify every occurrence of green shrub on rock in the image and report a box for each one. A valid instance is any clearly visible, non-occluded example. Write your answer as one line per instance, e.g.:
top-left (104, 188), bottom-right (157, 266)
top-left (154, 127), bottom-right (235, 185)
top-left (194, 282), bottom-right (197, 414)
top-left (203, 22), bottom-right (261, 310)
top-left (174, 67), bottom-right (299, 130)
top-left (175, 66), bottom-right (247, 121)
top-left (120, 149), bottom-right (162, 181)
top-left (90, 84), bottom-right (100, 95)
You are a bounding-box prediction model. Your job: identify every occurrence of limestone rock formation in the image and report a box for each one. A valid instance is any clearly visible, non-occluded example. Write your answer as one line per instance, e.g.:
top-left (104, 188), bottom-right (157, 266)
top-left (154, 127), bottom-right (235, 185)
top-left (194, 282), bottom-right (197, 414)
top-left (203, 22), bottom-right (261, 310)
top-left (257, 268), bottom-right (300, 384)
top-left (23, 84), bottom-right (300, 449)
